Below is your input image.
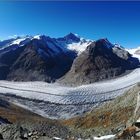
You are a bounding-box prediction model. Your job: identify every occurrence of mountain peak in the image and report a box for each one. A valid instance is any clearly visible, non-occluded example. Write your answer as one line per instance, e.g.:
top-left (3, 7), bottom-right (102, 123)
top-left (64, 33), bottom-right (80, 42)
top-left (95, 38), bottom-right (114, 49)
top-left (33, 34), bottom-right (46, 40)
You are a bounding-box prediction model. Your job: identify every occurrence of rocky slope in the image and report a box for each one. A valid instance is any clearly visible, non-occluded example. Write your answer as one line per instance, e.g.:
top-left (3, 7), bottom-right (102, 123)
top-left (0, 97), bottom-right (73, 140)
top-left (63, 83), bottom-right (140, 137)
top-left (60, 39), bottom-right (139, 85)
top-left (6, 39), bottom-right (76, 82)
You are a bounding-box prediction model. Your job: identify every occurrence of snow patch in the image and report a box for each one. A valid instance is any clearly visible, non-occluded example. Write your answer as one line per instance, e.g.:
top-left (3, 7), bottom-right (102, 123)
top-left (93, 135), bottom-right (116, 140)
top-left (67, 41), bottom-right (91, 54)
top-left (9, 36), bottom-right (32, 46)
top-left (10, 38), bottom-right (26, 45)
top-left (33, 35), bottom-right (41, 40)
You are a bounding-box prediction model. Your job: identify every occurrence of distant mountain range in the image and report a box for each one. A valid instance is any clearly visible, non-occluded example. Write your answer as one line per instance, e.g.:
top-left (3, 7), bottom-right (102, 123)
top-left (0, 33), bottom-right (140, 139)
top-left (0, 33), bottom-right (139, 85)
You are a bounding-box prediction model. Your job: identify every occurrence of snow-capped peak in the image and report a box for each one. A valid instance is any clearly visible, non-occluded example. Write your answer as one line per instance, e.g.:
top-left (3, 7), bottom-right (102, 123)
top-left (64, 32), bottom-right (80, 40)
top-left (33, 35), bottom-right (43, 40)
top-left (56, 33), bottom-right (93, 54)
top-left (0, 33), bottom-right (93, 55)
top-left (56, 33), bottom-right (81, 44)
top-left (9, 36), bottom-right (32, 46)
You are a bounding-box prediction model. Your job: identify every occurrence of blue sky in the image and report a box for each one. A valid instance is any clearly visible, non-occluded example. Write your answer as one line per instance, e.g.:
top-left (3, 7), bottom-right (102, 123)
top-left (0, 1), bottom-right (140, 48)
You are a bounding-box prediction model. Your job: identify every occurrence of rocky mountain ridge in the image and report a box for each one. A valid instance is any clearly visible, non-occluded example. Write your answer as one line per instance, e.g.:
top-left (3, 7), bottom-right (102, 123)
top-left (0, 34), bottom-right (139, 85)
top-left (59, 39), bottom-right (139, 85)
top-left (0, 33), bottom-right (91, 82)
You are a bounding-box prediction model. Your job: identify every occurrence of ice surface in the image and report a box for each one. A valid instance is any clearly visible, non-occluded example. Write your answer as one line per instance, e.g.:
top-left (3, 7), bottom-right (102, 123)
top-left (0, 68), bottom-right (140, 105)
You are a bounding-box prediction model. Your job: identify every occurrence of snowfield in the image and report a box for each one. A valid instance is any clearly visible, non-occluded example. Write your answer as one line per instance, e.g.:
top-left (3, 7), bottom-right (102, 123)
top-left (127, 47), bottom-right (140, 61)
top-left (0, 68), bottom-right (140, 118)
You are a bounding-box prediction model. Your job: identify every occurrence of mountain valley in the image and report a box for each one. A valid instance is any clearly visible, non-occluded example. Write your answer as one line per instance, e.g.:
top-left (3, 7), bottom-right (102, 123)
top-left (0, 33), bottom-right (140, 139)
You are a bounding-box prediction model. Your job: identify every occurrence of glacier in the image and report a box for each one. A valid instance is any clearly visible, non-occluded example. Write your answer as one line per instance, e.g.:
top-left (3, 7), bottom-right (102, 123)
top-left (0, 67), bottom-right (140, 118)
